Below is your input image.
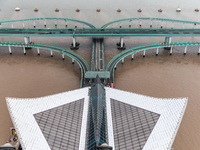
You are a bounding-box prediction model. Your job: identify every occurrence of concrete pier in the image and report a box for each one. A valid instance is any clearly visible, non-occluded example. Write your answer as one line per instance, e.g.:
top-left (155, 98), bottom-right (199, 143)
top-left (117, 37), bottom-right (126, 50)
top-left (121, 58), bottom-right (124, 64)
top-left (164, 36), bottom-right (172, 50)
top-left (23, 47), bottom-right (26, 55)
top-left (73, 37), bottom-right (76, 47)
top-left (50, 50), bottom-right (53, 57)
top-left (44, 21), bottom-right (46, 27)
top-left (150, 20), bottom-right (153, 27)
top-left (120, 37), bottom-right (124, 48)
top-left (70, 36), bottom-right (79, 50)
top-left (24, 36), bottom-right (31, 44)
top-left (37, 48), bottom-right (40, 55)
top-left (24, 36), bottom-right (32, 49)
top-left (143, 50), bottom-right (146, 57)
top-left (184, 46), bottom-right (187, 55)
top-left (65, 21), bottom-right (68, 27)
top-left (139, 20), bottom-right (142, 27)
top-left (131, 54), bottom-right (134, 60)
top-left (62, 53), bottom-right (65, 60)
top-left (156, 48), bottom-right (159, 56)
top-left (129, 21), bottom-right (131, 28)
top-left (170, 47), bottom-right (173, 55)
top-left (8, 46), bottom-right (12, 54)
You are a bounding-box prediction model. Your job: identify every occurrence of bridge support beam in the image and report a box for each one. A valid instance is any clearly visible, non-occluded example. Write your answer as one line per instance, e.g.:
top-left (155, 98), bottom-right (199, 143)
top-left (121, 58), bottom-right (124, 64)
top-left (44, 21), bottom-right (47, 27)
top-left (70, 36), bottom-right (79, 50)
top-left (129, 21), bottom-right (131, 28)
top-left (170, 47), bottom-right (173, 55)
top-left (117, 37), bottom-right (126, 50)
top-left (184, 46), bottom-right (187, 55)
top-left (37, 48), bottom-right (40, 55)
top-left (8, 46), bottom-right (12, 55)
top-left (156, 48), bottom-right (159, 56)
top-left (150, 20), bottom-right (152, 28)
top-left (24, 36), bottom-right (32, 49)
top-left (120, 37), bottom-right (124, 48)
top-left (198, 47), bottom-right (200, 55)
top-left (23, 47), bottom-right (26, 55)
top-left (24, 36), bottom-right (31, 44)
top-left (50, 50), bottom-right (53, 57)
top-left (62, 53), bottom-right (65, 60)
top-left (139, 20), bottom-right (142, 27)
top-left (143, 50), bottom-right (146, 57)
top-left (164, 36), bottom-right (172, 50)
top-left (65, 21), bottom-right (68, 27)
top-left (131, 54), bottom-right (134, 60)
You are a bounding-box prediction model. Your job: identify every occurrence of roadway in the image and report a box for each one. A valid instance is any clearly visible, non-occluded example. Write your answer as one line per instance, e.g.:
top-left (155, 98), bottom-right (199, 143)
top-left (1, 28), bottom-right (200, 37)
top-left (92, 39), bottom-right (104, 71)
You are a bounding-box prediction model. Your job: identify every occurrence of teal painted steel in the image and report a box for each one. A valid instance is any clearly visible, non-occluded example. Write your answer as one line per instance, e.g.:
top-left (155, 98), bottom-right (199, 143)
top-left (101, 17), bottom-right (200, 29)
top-left (106, 41), bottom-right (200, 83)
top-left (0, 41), bottom-right (89, 87)
top-left (0, 18), bottom-right (96, 29)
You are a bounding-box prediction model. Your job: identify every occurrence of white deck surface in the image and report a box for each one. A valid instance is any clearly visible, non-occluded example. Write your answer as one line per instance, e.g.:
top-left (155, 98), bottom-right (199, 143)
top-left (106, 87), bottom-right (188, 150)
top-left (6, 87), bottom-right (187, 150)
top-left (6, 88), bottom-right (89, 150)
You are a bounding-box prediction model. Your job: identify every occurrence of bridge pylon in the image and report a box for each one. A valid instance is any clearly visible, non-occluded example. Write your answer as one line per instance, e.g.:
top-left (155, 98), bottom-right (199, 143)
top-left (24, 36), bottom-right (32, 49)
top-left (117, 37), bottom-right (126, 50)
top-left (70, 36), bottom-right (79, 50)
top-left (164, 36), bottom-right (172, 50)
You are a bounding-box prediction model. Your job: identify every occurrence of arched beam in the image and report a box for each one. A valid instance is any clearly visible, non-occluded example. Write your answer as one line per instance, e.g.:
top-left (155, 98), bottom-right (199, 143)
top-left (101, 17), bottom-right (200, 29)
top-left (0, 18), bottom-right (96, 29)
top-left (106, 41), bottom-right (200, 82)
top-left (0, 41), bottom-right (90, 87)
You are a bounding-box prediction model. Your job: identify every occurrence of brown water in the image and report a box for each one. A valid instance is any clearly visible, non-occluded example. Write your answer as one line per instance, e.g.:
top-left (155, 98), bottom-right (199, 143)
top-left (0, 53), bottom-right (80, 144)
top-left (1, 35), bottom-right (200, 150)
top-left (115, 53), bottom-right (200, 150)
